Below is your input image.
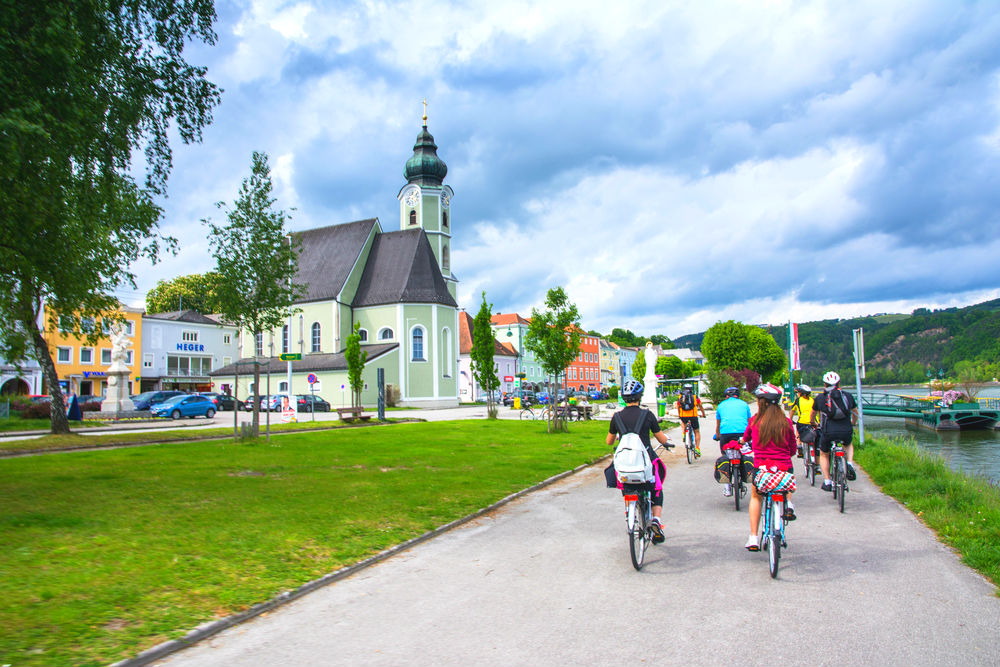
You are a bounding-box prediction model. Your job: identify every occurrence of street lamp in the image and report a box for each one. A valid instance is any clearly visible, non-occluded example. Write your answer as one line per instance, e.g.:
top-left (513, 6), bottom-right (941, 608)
top-left (507, 324), bottom-right (522, 405)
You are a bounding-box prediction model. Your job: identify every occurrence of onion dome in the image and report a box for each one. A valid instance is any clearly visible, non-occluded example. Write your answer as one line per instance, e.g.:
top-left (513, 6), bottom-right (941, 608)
top-left (404, 123), bottom-right (448, 186)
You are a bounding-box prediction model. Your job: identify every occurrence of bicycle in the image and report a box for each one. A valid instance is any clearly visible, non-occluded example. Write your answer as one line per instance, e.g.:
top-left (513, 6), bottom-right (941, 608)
top-left (620, 443), bottom-right (674, 571)
top-left (724, 446), bottom-right (746, 511)
top-left (683, 422), bottom-right (700, 464)
top-left (759, 488), bottom-right (789, 578)
top-left (518, 404), bottom-right (538, 420)
top-left (829, 439), bottom-right (849, 513)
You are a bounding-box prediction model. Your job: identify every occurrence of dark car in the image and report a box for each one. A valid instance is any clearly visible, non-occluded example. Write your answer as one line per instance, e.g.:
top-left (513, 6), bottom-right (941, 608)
top-left (504, 391), bottom-right (535, 407)
top-left (198, 392), bottom-right (239, 411)
top-left (132, 390), bottom-right (186, 410)
top-left (296, 394), bottom-right (331, 412)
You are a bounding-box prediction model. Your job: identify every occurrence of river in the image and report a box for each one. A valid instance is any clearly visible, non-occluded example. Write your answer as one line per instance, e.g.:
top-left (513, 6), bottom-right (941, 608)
top-left (852, 384), bottom-right (1000, 484)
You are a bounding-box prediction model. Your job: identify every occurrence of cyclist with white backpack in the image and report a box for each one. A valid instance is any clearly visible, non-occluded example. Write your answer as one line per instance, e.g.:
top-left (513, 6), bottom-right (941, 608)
top-left (607, 378), bottom-right (671, 544)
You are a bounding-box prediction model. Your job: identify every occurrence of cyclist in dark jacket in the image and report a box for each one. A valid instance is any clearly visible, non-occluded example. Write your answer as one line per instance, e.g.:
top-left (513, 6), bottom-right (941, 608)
top-left (607, 378), bottom-right (671, 544)
top-left (810, 371), bottom-right (859, 492)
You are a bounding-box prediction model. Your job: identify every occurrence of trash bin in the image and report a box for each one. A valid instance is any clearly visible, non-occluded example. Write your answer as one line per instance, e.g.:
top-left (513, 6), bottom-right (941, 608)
top-left (513, 397), bottom-right (521, 409)
top-left (657, 400), bottom-right (666, 418)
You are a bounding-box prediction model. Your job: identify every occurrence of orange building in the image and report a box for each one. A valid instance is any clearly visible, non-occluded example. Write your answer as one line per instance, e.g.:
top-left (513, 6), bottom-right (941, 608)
top-left (565, 331), bottom-right (601, 392)
top-left (43, 305), bottom-right (143, 398)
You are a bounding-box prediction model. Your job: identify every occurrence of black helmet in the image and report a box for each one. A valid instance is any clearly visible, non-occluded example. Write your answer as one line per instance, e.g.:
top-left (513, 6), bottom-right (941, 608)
top-left (621, 377), bottom-right (643, 402)
top-left (724, 386), bottom-right (739, 398)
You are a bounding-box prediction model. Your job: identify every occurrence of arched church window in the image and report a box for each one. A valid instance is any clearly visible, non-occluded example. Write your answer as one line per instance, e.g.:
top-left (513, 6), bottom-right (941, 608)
top-left (412, 326), bottom-right (425, 361)
top-left (442, 245), bottom-right (450, 271)
top-left (378, 327), bottom-right (394, 341)
top-left (409, 210), bottom-right (417, 226)
top-left (311, 322), bottom-right (321, 352)
top-left (442, 211), bottom-right (448, 228)
top-left (358, 328), bottom-right (368, 342)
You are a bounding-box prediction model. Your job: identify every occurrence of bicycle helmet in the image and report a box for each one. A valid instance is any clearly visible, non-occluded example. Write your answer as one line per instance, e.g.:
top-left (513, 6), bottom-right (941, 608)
top-left (797, 384), bottom-right (812, 395)
top-left (621, 378), bottom-right (643, 402)
top-left (753, 382), bottom-right (783, 404)
top-left (724, 386), bottom-right (740, 397)
top-left (822, 371), bottom-right (841, 387)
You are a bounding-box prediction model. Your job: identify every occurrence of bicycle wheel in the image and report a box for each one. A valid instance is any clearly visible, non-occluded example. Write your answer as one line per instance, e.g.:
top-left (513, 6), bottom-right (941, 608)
top-left (768, 502), bottom-right (781, 578)
top-left (734, 472), bottom-right (742, 512)
top-left (836, 458), bottom-right (846, 513)
top-left (519, 408), bottom-right (532, 420)
top-left (628, 500), bottom-right (646, 570)
top-left (686, 442), bottom-right (693, 464)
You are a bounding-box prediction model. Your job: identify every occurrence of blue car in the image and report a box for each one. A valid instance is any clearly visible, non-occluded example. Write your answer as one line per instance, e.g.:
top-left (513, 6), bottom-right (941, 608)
top-left (150, 394), bottom-right (217, 420)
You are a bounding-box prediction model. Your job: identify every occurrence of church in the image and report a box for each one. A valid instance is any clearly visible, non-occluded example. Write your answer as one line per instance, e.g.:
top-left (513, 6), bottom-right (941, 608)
top-left (209, 117), bottom-right (459, 408)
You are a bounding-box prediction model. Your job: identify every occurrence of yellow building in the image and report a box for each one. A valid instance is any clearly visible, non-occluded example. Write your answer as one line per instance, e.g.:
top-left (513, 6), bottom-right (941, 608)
top-left (43, 305), bottom-right (143, 398)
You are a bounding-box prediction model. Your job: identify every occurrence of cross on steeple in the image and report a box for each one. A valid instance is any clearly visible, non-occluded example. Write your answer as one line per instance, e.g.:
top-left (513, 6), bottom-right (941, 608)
top-left (422, 98), bottom-right (427, 125)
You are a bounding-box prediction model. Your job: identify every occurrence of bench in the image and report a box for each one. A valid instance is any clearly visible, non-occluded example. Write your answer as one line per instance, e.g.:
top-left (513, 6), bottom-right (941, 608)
top-left (335, 406), bottom-right (371, 422)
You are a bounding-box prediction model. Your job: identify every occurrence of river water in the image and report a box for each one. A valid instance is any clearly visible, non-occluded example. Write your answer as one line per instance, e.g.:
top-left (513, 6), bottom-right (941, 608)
top-left (852, 385), bottom-right (1000, 484)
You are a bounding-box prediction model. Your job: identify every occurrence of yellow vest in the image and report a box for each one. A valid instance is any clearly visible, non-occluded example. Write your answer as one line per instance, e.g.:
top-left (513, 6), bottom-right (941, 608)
top-left (790, 395), bottom-right (814, 424)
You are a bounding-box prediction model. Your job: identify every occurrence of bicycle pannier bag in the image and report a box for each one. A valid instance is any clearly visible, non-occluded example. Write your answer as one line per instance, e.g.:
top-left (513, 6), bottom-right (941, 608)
top-left (680, 390), bottom-right (695, 411)
top-left (714, 456), bottom-right (732, 484)
top-left (613, 412), bottom-right (654, 484)
top-left (799, 425), bottom-right (816, 444)
top-left (753, 468), bottom-right (796, 494)
top-left (603, 462), bottom-right (617, 488)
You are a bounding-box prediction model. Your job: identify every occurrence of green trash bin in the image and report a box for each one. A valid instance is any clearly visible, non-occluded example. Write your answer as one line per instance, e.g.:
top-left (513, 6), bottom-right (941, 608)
top-left (657, 400), bottom-right (666, 417)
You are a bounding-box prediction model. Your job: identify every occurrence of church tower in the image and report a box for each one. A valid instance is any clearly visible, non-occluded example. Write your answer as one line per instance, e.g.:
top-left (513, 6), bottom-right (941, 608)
top-left (398, 105), bottom-right (456, 298)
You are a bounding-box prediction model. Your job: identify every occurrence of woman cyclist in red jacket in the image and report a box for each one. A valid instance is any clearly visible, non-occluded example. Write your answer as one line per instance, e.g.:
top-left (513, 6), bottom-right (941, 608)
top-left (742, 383), bottom-right (797, 551)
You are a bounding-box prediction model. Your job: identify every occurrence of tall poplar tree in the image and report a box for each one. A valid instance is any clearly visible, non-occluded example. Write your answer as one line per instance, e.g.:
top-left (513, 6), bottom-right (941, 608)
top-left (205, 151), bottom-right (300, 436)
top-left (0, 1), bottom-right (221, 433)
top-left (525, 287), bottom-right (581, 433)
top-left (470, 292), bottom-right (500, 419)
top-left (345, 321), bottom-right (367, 409)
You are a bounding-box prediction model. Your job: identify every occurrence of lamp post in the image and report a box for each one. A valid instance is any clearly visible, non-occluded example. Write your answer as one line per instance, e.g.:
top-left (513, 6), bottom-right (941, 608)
top-left (507, 324), bottom-right (522, 406)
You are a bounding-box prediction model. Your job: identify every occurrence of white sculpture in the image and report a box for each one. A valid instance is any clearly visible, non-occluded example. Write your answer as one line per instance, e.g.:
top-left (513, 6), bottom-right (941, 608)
top-left (641, 342), bottom-right (658, 409)
top-left (102, 323), bottom-right (135, 413)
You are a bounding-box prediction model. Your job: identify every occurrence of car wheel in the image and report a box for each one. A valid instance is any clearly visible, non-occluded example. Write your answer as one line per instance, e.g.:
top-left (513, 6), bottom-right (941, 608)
top-left (171, 409), bottom-right (181, 420)
top-left (206, 408), bottom-right (216, 419)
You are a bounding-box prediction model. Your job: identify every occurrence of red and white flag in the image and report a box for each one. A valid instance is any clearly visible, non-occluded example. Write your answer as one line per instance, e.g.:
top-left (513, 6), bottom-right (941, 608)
top-left (789, 323), bottom-right (801, 371)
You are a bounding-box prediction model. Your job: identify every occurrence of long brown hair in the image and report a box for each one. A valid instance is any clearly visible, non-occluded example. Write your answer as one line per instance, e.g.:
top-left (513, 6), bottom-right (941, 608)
top-left (752, 399), bottom-right (788, 447)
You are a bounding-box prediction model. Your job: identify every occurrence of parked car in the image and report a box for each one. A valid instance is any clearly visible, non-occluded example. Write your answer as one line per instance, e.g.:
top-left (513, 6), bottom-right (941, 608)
top-left (295, 394), bottom-right (331, 412)
top-left (150, 394), bottom-right (217, 419)
top-left (132, 390), bottom-right (186, 410)
top-left (198, 392), bottom-right (239, 411)
top-left (590, 390), bottom-right (606, 400)
top-left (503, 391), bottom-right (535, 407)
top-left (474, 390), bottom-right (503, 404)
top-left (28, 394), bottom-right (51, 402)
top-left (536, 392), bottom-right (551, 404)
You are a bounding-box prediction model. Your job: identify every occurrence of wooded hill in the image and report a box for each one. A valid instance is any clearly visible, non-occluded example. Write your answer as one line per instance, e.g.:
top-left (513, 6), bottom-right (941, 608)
top-left (673, 298), bottom-right (1000, 385)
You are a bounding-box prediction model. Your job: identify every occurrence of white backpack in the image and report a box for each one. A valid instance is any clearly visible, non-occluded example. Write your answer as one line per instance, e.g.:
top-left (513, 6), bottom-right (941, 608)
top-left (613, 410), bottom-right (654, 484)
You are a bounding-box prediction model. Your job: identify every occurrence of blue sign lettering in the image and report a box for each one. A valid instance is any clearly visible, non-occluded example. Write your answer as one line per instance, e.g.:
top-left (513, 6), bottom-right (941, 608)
top-left (175, 343), bottom-right (205, 351)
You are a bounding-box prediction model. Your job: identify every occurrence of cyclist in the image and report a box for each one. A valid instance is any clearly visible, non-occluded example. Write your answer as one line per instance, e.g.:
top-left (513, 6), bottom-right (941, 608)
top-left (607, 378), bottom-right (671, 544)
top-left (783, 384), bottom-right (815, 458)
top-left (715, 386), bottom-right (751, 497)
top-left (741, 383), bottom-right (797, 551)
top-left (810, 371), bottom-right (859, 492)
top-left (675, 382), bottom-right (706, 456)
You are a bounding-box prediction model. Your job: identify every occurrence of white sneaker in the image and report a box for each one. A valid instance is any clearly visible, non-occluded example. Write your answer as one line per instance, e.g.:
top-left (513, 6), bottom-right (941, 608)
top-left (745, 534), bottom-right (760, 551)
top-left (723, 484), bottom-right (733, 497)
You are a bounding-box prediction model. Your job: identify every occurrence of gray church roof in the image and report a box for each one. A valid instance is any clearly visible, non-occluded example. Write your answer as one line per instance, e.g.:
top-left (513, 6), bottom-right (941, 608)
top-left (352, 229), bottom-right (457, 307)
top-left (291, 219), bottom-right (379, 303)
top-left (208, 343), bottom-right (398, 376)
top-left (145, 310), bottom-right (223, 325)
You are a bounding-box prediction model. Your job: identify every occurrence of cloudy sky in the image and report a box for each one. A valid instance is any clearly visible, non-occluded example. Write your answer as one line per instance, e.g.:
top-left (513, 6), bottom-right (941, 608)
top-left (124, 0), bottom-right (1000, 339)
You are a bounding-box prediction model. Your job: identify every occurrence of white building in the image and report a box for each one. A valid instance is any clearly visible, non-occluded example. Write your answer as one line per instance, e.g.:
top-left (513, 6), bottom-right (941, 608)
top-left (140, 310), bottom-right (239, 393)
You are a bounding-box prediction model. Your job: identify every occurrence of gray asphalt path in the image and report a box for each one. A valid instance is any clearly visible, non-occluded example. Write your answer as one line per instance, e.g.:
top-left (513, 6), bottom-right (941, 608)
top-left (154, 419), bottom-right (1000, 667)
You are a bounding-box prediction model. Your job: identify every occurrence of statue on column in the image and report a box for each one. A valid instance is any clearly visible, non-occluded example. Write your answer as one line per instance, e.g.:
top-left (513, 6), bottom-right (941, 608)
top-left (101, 323), bottom-right (135, 414)
top-left (641, 342), bottom-right (658, 410)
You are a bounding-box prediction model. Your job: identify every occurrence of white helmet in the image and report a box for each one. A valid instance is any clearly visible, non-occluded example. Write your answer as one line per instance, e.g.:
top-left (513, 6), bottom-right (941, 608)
top-left (823, 371), bottom-right (841, 386)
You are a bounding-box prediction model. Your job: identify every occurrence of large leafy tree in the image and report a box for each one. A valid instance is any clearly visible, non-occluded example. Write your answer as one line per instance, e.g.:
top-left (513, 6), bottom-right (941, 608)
top-left (656, 354), bottom-right (684, 379)
top-left (470, 292), bottom-right (500, 418)
top-left (0, 1), bottom-right (221, 433)
top-left (205, 151), bottom-right (300, 436)
top-left (702, 320), bottom-right (786, 381)
top-left (525, 287), bottom-right (581, 433)
top-left (146, 272), bottom-right (223, 314)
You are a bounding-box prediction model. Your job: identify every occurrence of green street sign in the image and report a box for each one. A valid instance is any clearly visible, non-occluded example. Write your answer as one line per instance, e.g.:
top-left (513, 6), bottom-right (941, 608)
top-left (279, 353), bottom-right (301, 361)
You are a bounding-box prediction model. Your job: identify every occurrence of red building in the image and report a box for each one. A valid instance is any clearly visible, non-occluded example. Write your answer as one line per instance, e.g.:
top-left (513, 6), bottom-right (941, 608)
top-left (565, 331), bottom-right (601, 392)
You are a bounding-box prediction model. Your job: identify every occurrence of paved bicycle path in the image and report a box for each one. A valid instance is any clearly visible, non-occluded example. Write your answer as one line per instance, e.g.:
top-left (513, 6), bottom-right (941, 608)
top-left (155, 416), bottom-right (1000, 667)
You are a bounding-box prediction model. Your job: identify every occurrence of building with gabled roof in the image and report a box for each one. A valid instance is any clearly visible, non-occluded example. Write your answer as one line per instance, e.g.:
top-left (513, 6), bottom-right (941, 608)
top-left (457, 310), bottom-right (517, 402)
top-left (209, 118), bottom-right (460, 408)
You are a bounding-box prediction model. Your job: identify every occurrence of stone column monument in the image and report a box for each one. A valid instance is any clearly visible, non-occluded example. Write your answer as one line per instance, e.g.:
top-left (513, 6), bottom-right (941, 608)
top-left (641, 342), bottom-right (658, 410)
top-left (101, 325), bottom-right (135, 414)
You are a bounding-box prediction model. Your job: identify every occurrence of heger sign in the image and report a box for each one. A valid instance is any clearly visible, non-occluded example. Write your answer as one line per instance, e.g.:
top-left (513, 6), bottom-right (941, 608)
top-left (176, 343), bottom-right (205, 351)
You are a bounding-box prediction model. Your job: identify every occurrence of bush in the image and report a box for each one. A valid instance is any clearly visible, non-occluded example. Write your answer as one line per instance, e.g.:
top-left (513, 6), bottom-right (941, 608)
top-left (385, 384), bottom-right (399, 407)
top-left (81, 400), bottom-right (103, 412)
top-left (20, 402), bottom-right (52, 420)
top-left (607, 385), bottom-right (618, 399)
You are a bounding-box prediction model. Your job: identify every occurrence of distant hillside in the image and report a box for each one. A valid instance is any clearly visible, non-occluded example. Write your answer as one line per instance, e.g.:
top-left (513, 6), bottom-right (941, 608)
top-left (673, 298), bottom-right (1000, 384)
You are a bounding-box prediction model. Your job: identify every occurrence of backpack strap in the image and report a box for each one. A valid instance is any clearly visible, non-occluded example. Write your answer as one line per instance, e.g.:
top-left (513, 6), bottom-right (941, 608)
top-left (614, 409), bottom-right (645, 436)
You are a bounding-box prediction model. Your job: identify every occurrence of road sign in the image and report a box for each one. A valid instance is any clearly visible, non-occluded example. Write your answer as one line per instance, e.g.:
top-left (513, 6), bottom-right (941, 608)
top-left (279, 353), bottom-right (301, 361)
top-left (503, 375), bottom-right (514, 382)
top-left (307, 373), bottom-right (318, 384)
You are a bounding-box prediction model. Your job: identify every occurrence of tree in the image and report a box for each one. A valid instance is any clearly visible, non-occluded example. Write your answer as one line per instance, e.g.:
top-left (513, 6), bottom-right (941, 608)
top-left (650, 334), bottom-right (673, 348)
top-left (146, 272), bottom-right (224, 314)
top-left (345, 321), bottom-right (367, 408)
top-left (524, 287), bottom-right (581, 433)
top-left (746, 326), bottom-right (786, 380)
top-left (656, 355), bottom-right (684, 379)
top-left (470, 292), bottom-right (500, 418)
top-left (205, 151), bottom-right (300, 436)
top-left (0, 1), bottom-right (221, 433)
top-left (631, 350), bottom-right (646, 384)
top-left (701, 320), bottom-right (752, 370)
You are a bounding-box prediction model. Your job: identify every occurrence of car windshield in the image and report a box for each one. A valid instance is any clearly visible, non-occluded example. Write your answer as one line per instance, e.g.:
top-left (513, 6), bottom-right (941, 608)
top-left (133, 391), bottom-right (157, 402)
top-left (158, 395), bottom-right (187, 406)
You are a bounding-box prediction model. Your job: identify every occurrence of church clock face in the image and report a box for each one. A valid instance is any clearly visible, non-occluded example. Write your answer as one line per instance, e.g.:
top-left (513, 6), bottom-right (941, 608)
top-left (405, 189), bottom-right (420, 207)
top-left (440, 192), bottom-right (450, 207)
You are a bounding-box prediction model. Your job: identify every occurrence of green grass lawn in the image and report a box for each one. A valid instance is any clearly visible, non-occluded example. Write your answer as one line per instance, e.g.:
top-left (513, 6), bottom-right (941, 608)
top-left (856, 437), bottom-right (1000, 589)
top-left (0, 419), bottom-right (609, 667)
top-left (0, 415), bottom-right (106, 432)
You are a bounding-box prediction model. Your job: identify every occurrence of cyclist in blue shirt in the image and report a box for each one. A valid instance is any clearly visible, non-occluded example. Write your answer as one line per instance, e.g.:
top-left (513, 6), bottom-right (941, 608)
top-left (715, 386), bottom-right (752, 497)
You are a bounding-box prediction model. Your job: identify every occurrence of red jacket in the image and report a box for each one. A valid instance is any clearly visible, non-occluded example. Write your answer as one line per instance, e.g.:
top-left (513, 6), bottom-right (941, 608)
top-left (743, 416), bottom-right (797, 472)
